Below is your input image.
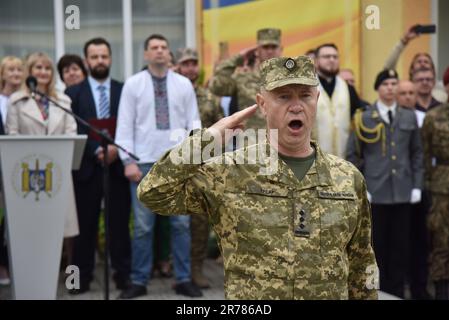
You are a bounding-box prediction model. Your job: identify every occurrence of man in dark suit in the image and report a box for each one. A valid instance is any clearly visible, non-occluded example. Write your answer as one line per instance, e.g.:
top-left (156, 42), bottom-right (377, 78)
top-left (346, 69), bottom-right (423, 298)
top-left (65, 38), bottom-right (131, 294)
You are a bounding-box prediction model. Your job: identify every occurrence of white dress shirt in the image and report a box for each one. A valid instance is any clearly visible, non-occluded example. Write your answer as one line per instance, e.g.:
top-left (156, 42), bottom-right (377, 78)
top-left (415, 110), bottom-right (426, 128)
top-left (115, 69), bottom-right (201, 164)
top-left (377, 100), bottom-right (397, 124)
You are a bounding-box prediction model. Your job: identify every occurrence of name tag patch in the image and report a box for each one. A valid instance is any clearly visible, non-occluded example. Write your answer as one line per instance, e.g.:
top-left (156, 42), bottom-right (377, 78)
top-left (318, 191), bottom-right (356, 200)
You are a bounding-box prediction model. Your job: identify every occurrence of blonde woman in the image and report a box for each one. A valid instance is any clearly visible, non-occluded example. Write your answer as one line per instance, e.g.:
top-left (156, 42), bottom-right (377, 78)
top-left (5, 52), bottom-right (79, 241)
top-left (0, 56), bottom-right (24, 134)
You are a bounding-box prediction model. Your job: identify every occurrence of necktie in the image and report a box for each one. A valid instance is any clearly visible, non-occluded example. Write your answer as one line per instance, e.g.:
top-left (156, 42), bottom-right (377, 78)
top-left (98, 85), bottom-right (110, 119)
top-left (388, 110), bottom-right (393, 125)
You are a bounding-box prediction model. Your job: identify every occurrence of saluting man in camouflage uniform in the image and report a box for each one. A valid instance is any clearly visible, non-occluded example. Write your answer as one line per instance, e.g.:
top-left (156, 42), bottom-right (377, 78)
top-left (137, 56), bottom-right (378, 299)
top-left (209, 28), bottom-right (282, 129)
top-left (176, 48), bottom-right (224, 289)
top-left (421, 102), bottom-right (449, 300)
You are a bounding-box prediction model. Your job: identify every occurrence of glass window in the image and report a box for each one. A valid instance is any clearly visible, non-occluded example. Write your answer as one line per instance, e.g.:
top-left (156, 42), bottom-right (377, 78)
top-left (63, 0), bottom-right (124, 81)
top-left (132, 0), bottom-right (185, 74)
top-left (1, 0), bottom-right (188, 80)
top-left (0, 0), bottom-right (55, 62)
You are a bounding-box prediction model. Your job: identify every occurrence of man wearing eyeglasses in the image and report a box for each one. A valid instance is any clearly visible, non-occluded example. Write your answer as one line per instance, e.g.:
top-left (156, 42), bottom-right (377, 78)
top-left (411, 67), bottom-right (442, 112)
top-left (313, 43), bottom-right (362, 159)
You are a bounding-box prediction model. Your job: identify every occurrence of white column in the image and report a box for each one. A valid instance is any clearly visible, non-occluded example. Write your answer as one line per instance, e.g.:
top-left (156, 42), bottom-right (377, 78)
top-left (185, 0), bottom-right (196, 48)
top-left (122, 0), bottom-right (133, 79)
top-left (53, 0), bottom-right (65, 90)
top-left (53, 0), bottom-right (65, 60)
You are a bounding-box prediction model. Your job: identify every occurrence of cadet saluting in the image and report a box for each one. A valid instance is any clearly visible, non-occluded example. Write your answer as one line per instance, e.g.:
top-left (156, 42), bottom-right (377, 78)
top-left (137, 56), bottom-right (378, 300)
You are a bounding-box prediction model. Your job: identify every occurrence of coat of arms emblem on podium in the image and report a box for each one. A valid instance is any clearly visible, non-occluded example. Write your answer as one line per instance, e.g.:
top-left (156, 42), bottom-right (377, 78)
top-left (21, 159), bottom-right (53, 201)
top-left (12, 154), bottom-right (62, 201)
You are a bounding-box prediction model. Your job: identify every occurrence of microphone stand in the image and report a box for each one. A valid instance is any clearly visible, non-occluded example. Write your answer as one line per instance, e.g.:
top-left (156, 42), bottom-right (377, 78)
top-left (30, 88), bottom-right (139, 300)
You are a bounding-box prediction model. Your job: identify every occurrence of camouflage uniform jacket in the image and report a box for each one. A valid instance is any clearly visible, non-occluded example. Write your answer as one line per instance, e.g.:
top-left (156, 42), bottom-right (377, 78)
top-left (208, 54), bottom-right (265, 129)
top-left (195, 86), bottom-right (224, 128)
top-left (421, 103), bottom-right (449, 194)
top-left (137, 130), bottom-right (378, 300)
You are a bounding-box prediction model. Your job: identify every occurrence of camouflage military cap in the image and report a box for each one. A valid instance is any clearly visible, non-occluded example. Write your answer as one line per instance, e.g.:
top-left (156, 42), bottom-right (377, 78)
top-left (176, 48), bottom-right (198, 64)
top-left (257, 28), bottom-right (281, 46)
top-left (259, 56), bottom-right (319, 91)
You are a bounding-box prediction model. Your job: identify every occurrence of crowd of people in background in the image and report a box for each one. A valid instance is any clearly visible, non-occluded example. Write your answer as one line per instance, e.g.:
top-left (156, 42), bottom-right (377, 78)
top-left (0, 23), bottom-right (449, 299)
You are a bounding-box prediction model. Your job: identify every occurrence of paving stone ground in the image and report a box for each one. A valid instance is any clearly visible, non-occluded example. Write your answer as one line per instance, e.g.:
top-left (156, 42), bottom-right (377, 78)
top-left (0, 257), bottom-right (405, 300)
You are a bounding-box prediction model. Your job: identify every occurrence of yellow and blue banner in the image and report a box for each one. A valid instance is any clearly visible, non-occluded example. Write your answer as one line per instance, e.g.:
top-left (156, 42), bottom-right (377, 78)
top-left (202, 0), bottom-right (361, 87)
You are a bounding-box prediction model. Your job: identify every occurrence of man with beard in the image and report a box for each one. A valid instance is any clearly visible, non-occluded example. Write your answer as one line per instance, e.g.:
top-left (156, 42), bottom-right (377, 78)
top-left (65, 37), bottom-right (131, 294)
top-left (175, 48), bottom-right (224, 289)
top-left (314, 43), bottom-right (362, 158)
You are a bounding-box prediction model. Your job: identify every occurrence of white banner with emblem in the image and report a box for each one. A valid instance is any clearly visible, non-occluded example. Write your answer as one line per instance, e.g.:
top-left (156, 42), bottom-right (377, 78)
top-left (0, 135), bottom-right (86, 299)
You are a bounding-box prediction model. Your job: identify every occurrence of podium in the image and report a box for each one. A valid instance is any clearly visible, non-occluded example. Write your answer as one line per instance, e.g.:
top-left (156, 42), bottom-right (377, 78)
top-left (0, 135), bottom-right (87, 299)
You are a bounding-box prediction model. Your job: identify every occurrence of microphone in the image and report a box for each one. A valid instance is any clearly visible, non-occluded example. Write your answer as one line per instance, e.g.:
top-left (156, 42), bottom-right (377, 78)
top-left (26, 76), bottom-right (38, 98)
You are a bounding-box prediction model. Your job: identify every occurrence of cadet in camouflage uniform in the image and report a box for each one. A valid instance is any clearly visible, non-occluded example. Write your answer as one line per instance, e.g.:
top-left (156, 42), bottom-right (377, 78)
top-left (137, 56), bottom-right (378, 299)
top-left (421, 103), bottom-right (449, 300)
top-left (176, 48), bottom-right (224, 288)
top-left (209, 28), bottom-right (282, 129)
